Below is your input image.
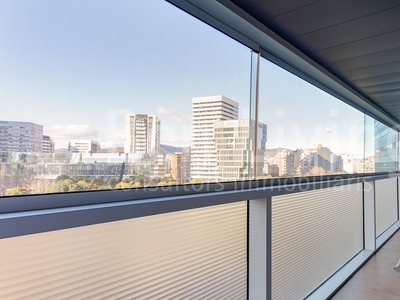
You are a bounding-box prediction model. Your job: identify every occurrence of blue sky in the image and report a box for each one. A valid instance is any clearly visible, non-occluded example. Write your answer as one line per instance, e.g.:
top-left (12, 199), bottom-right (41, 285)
top-left (0, 0), bottom-right (365, 156)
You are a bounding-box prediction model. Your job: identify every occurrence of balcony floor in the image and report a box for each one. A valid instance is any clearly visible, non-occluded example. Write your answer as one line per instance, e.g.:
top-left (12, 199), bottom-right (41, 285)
top-left (332, 229), bottom-right (400, 300)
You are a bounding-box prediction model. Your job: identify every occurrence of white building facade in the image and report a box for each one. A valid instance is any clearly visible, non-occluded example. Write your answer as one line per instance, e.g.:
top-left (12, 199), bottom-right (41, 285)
top-left (68, 139), bottom-right (100, 153)
top-left (124, 114), bottom-right (160, 154)
top-left (190, 95), bottom-right (239, 182)
top-left (0, 121), bottom-right (43, 153)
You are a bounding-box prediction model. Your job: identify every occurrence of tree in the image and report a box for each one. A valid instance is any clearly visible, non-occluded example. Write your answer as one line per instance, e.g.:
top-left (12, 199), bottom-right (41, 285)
top-left (91, 179), bottom-right (104, 187)
top-left (258, 174), bottom-right (273, 179)
top-left (188, 178), bottom-right (202, 184)
top-left (109, 178), bottom-right (119, 188)
top-left (56, 179), bottom-right (77, 192)
top-left (5, 187), bottom-right (29, 196)
top-left (131, 182), bottom-right (143, 188)
top-left (114, 182), bottom-right (132, 189)
top-left (76, 179), bottom-right (92, 191)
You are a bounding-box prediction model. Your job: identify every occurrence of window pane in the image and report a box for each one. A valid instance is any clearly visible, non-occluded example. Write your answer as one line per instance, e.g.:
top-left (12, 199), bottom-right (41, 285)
top-left (0, 0), bottom-right (252, 196)
top-left (258, 58), bottom-right (365, 178)
top-left (365, 115), bottom-right (398, 173)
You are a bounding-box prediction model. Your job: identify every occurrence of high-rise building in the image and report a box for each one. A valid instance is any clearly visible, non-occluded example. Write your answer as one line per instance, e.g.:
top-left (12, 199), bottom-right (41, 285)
top-left (124, 114), bottom-right (160, 154)
top-left (0, 121), bottom-right (43, 153)
top-left (190, 95), bottom-right (239, 182)
top-left (68, 139), bottom-right (100, 153)
top-left (214, 119), bottom-right (267, 181)
top-left (42, 135), bottom-right (55, 153)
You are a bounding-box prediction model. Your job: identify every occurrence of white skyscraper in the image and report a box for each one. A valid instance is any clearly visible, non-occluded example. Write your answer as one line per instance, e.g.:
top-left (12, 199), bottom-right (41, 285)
top-left (190, 95), bottom-right (239, 182)
top-left (124, 114), bottom-right (160, 154)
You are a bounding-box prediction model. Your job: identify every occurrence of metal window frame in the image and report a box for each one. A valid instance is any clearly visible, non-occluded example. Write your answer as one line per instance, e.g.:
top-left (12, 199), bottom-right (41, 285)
top-left (1, 173), bottom-right (398, 240)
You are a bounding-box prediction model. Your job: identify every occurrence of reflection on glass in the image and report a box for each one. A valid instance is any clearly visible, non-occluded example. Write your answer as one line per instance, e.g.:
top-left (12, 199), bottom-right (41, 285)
top-left (365, 115), bottom-right (398, 173)
top-left (258, 58), bottom-right (365, 178)
top-left (374, 120), bottom-right (398, 172)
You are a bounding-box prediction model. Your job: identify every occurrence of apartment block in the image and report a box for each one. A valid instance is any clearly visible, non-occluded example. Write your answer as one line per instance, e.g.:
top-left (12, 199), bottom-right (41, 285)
top-left (171, 151), bottom-right (191, 184)
top-left (276, 149), bottom-right (301, 176)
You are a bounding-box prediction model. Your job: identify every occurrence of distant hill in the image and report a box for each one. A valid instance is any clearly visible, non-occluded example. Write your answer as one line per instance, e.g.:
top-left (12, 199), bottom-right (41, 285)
top-left (98, 147), bottom-right (124, 153)
top-left (160, 144), bottom-right (190, 154)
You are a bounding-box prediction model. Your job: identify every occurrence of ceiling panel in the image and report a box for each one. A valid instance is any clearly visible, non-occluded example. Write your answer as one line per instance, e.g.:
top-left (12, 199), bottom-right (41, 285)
top-left (343, 62), bottom-right (400, 81)
top-left (269, 0), bottom-right (400, 37)
top-left (229, 0), bottom-right (400, 123)
top-left (352, 72), bottom-right (400, 88)
top-left (293, 7), bottom-right (400, 51)
top-left (329, 47), bottom-right (400, 72)
top-left (314, 30), bottom-right (400, 63)
top-left (230, 0), bottom-right (319, 20)
top-left (361, 81), bottom-right (400, 93)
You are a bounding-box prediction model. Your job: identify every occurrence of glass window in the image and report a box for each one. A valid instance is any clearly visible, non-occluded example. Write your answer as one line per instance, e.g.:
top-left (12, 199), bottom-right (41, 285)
top-left (0, 0), bottom-right (252, 196)
top-left (258, 58), bottom-right (365, 178)
top-left (365, 115), bottom-right (398, 173)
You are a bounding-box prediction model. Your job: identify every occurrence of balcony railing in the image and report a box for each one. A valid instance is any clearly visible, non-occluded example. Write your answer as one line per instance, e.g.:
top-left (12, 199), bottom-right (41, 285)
top-left (0, 173), bottom-right (399, 299)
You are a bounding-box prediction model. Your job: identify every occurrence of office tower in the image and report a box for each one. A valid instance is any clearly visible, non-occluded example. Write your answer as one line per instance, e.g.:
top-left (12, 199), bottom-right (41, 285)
top-left (190, 95), bottom-right (239, 182)
top-left (124, 114), bottom-right (160, 154)
top-left (68, 139), bottom-right (100, 153)
top-left (214, 119), bottom-right (267, 181)
top-left (0, 121), bottom-right (43, 153)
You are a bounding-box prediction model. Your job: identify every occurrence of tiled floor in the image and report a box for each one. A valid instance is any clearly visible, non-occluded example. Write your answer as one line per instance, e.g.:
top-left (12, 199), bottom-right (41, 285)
top-left (332, 229), bottom-right (400, 300)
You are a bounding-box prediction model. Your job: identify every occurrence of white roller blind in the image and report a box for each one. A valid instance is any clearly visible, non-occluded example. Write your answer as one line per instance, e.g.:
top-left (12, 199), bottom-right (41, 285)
top-left (0, 201), bottom-right (247, 299)
top-left (271, 184), bottom-right (364, 300)
top-left (375, 178), bottom-right (398, 237)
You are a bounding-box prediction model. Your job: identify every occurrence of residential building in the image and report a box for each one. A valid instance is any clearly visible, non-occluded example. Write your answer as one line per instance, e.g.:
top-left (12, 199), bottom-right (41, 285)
top-left (264, 163), bottom-right (279, 177)
top-left (150, 154), bottom-right (167, 178)
top-left (124, 114), bottom-right (160, 154)
top-left (0, 121), bottom-right (43, 153)
top-left (42, 135), bottom-right (55, 153)
top-left (214, 119), bottom-right (267, 181)
top-left (276, 149), bottom-right (301, 176)
top-left (332, 154), bottom-right (344, 173)
top-left (190, 95), bottom-right (239, 182)
top-left (171, 151), bottom-right (191, 184)
top-left (341, 153), bottom-right (354, 174)
top-left (300, 145), bottom-right (333, 175)
top-left (68, 139), bottom-right (100, 153)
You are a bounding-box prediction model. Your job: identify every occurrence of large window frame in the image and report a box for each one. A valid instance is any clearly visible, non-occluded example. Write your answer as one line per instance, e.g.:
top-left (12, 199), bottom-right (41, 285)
top-left (1, 0), bottom-right (399, 212)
